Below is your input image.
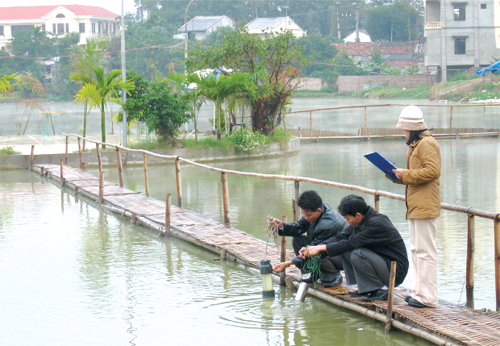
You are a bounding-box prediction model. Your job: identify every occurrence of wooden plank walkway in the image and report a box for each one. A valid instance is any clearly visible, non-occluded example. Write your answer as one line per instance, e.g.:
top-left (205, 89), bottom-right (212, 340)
top-left (34, 163), bottom-right (500, 346)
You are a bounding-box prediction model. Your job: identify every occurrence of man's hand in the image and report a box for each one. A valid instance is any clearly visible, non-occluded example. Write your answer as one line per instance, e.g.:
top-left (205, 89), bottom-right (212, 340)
top-left (301, 245), bottom-right (327, 258)
top-left (392, 168), bottom-right (404, 180)
top-left (270, 217), bottom-right (283, 229)
top-left (273, 262), bottom-right (288, 273)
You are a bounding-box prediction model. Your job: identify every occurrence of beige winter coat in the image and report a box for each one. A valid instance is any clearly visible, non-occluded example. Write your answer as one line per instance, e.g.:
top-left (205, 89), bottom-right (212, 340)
top-left (402, 131), bottom-right (441, 219)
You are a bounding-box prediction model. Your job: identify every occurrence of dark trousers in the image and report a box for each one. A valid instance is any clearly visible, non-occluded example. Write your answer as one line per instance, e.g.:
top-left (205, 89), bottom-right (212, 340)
top-left (341, 247), bottom-right (390, 294)
top-left (292, 235), bottom-right (343, 282)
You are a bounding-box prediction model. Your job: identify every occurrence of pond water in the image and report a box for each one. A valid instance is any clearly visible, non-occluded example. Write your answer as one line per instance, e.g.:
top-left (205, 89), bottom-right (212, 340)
top-left (1, 98), bottom-right (499, 345)
top-left (0, 170), bottom-right (432, 346)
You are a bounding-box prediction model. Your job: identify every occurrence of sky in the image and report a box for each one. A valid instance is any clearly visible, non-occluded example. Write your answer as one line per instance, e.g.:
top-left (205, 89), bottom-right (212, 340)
top-left (4, 1), bottom-right (137, 16)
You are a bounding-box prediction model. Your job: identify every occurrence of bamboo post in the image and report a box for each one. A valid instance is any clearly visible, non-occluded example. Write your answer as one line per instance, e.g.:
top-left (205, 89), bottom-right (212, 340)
top-left (449, 106), bottom-right (454, 134)
top-left (99, 171), bottom-right (104, 205)
top-left (65, 135), bottom-right (68, 165)
top-left (221, 172), bottom-right (230, 227)
top-left (292, 199), bottom-right (297, 222)
top-left (309, 111), bottom-right (313, 137)
top-left (165, 193), bottom-right (171, 235)
top-left (494, 218), bottom-right (500, 311)
top-left (294, 181), bottom-right (300, 219)
top-left (283, 113), bottom-right (287, 137)
top-left (96, 143), bottom-right (103, 205)
top-left (175, 157), bottom-right (183, 208)
top-left (116, 147), bottom-right (123, 187)
top-left (466, 212), bottom-right (475, 308)
top-left (385, 261), bottom-right (397, 333)
top-left (143, 152), bottom-right (149, 196)
top-left (30, 145), bottom-right (34, 170)
top-left (59, 158), bottom-right (64, 186)
top-left (363, 106), bottom-right (368, 137)
top-left (280, 215), bottom-right (287, 286)
top-left (78, 138), bottom-right (83, 170)
top-left (374, 195), bottom-right (380, 212)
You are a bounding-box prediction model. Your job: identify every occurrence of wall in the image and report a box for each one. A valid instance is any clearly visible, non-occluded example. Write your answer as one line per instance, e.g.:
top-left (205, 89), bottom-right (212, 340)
top-left (335, 74), bottom-right (435, 92)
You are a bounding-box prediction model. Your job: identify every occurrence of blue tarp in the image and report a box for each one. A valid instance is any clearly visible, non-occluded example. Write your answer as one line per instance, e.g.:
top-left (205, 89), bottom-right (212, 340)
top-left (475, 60), bottom-right (500, 76)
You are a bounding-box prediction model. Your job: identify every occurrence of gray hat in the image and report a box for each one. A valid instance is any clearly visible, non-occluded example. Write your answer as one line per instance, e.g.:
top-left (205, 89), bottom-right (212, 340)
top-left (396, 106), bottom-right (427, 131)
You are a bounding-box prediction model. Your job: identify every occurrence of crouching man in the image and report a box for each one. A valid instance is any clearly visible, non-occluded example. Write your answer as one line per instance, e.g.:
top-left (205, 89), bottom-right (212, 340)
top-left (301, 195), bottom-right (409, 301)
top-left (271, 190), bottom-right (347, 287)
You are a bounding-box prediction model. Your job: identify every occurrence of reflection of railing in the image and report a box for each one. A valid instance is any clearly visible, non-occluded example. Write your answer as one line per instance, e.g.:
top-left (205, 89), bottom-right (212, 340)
top-left (56, 133), bottom-right (500, 310)
top-left (425, 22), bottom-right (442, 29)
top-left (284, 103), bottom-right (500, 137)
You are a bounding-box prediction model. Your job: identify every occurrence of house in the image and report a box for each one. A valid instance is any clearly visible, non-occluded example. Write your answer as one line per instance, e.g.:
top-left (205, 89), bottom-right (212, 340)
top-left (0, 5), bottom-right (118, 51)
top-left (331, 41), bottom-right (424, 69)
top-left (424, 0), bottom-right (500, 81)
top-left (178, 15), bottom-right (235, 41)
top-left (244, 17), bottom-right (306, 38)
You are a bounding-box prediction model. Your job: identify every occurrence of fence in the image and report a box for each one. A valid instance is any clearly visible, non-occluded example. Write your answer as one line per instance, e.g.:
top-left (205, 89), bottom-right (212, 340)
top-left (283, 103), bottom-right (500, 138)
top-left (52, 133), bottom-right (500, 311)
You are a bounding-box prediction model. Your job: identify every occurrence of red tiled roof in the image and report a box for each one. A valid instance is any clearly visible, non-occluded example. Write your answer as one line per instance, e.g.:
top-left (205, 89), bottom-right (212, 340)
top-left (331, 42), bottom-right (375, 57)
top-left (0, 5), bottom-right (117, 21)
top-left (378, 42), bottom-right (412, 54)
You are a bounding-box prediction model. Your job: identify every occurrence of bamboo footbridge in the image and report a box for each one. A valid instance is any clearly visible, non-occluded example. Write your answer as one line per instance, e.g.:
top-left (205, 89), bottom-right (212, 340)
top-left (29, 134), bottom-right (500, 346)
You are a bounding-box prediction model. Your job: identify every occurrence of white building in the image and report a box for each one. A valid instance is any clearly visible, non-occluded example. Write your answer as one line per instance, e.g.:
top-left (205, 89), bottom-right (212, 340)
top-left (0, 5), bottom-right (118, 51)
top-left (245, 17), bottom-right (307, 38)
top-left (424, 0), bottom-right (500, 81)
top-left (178, 15), bottom-right (235, 41)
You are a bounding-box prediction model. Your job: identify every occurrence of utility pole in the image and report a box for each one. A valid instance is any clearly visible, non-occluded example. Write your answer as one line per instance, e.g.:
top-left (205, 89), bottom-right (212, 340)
top-left (336, 2), bottom-right (341, 40)
top-left (184, 0), bottom-right (197, 65)
top-left (121, 0), bottom-right (127, 147)
top-left (354, 2), bottom-right (359, 42)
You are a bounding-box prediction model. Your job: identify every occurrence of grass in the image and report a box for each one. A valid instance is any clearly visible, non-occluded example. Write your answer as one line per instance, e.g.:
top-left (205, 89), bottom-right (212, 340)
top-left (0, 146), bottom-right (22, 155)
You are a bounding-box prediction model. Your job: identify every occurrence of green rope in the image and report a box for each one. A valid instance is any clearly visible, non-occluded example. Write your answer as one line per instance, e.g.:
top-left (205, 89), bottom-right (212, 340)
top-left (302, 254), bottom-right (323, 288)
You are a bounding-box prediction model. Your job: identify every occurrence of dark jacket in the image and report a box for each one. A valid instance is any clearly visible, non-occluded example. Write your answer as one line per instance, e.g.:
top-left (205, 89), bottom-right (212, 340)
top-left (279, 202), bottom-right (347, 265)
top-left (322, 207), bottom-right (409, 285)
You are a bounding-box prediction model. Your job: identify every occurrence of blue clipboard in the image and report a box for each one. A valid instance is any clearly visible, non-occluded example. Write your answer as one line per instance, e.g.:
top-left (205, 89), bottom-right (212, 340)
top-left (364, 152), bottom-right (400, 181)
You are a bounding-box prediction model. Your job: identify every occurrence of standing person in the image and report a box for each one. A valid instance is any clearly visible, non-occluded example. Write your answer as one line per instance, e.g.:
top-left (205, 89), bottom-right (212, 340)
top-left (301, 195), bottom-right (409, 301)
top-left (391, 105), bottom-right (441, 308)
top-left (271, 190), bottom-right (347, 287)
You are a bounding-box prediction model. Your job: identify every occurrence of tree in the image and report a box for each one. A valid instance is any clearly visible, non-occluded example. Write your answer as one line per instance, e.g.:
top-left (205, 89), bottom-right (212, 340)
top-left (124, 78), bottom-right (191, 142)
top-left (69, 37), bottom-right (109, 145)
top-left (187, 28), bottom-right (308, 135)
top-left (365, 2), bottom-right (421, 42)
top-left (75, 67), bottom-right (134, 148)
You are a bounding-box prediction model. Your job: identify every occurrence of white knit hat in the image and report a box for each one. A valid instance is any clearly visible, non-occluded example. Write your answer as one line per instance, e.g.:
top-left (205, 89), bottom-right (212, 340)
top-left (396, 106), bottom-right (427, 131)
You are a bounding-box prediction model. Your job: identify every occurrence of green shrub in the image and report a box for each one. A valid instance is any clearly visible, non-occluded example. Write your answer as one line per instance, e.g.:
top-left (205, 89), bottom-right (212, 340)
top-left (0, 146), bottom-right (21, 155)
top-left (229, 128), bottom-right (266, 152)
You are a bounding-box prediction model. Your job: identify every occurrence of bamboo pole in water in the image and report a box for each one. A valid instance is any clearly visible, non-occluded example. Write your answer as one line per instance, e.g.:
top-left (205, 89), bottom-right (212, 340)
top-left (385, 261), bottom-right (397, 333)
top-left (60, 158), bottom-right (64, 186)
top-left (30, 145), bottom-right (34, 170)
top-left (65, 136), bottom-right (68, 165)
top-left (449, 106), bottom-right (454, 135)
top-left (165, 193), bottom-right (171, 235)
top-left (116, 147), bottom-right (123, 188)
top-left (294, 181), bottom-right (300, 219)
top-left (143, 153), bottom-right (149, 196)
top-left (221, 172), bottom-right (230, 227)
top-left (374, 195), bottom-right (380, 212)
top-left (280, 215), bottom-right (287, 286)
top-left (495, 219), bottom-right (500, 311)
top-left (466, 212), bottom-right (475, 308)
top-left (175, 157), bottom-right (183, 208)
top-left (99, 171), bottom-right (104, 205)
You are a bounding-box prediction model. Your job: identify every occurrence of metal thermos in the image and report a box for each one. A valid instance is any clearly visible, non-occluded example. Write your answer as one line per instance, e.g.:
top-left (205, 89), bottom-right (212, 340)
top-left (295, 281), bottom-right (309, 302)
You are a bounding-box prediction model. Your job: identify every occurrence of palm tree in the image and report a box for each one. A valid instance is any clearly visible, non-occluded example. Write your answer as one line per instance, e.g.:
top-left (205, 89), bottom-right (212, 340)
top-left (75, 67), bottom-right (134, 148)
top-left (0, 73), bottom-right (18, 98)
top-left (69, 37), bottom-right (108, 147)
top-left (186, 71), bottom-right (255, 139)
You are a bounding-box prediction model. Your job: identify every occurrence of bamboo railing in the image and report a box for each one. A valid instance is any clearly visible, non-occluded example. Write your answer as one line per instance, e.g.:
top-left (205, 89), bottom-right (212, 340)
top-left (61, 133), bottom-right (500, 310)
top-left (284, 103), bottom-right (500, 138)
